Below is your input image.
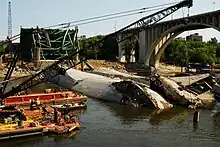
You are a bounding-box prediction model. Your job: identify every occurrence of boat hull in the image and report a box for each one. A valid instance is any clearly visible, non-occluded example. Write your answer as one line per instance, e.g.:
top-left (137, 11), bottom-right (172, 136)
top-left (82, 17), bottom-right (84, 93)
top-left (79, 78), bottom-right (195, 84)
top-left (4, 91), bottom-right (86, 106)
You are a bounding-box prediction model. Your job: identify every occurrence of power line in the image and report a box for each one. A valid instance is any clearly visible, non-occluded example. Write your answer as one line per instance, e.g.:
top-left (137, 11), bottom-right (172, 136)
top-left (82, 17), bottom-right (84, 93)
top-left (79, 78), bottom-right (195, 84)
top-left (45, 2), bottom-right (179, 28)
top-left (66, 6), bottom-right (168, 28)
top-left (0, 1), bottom-right (180, 46)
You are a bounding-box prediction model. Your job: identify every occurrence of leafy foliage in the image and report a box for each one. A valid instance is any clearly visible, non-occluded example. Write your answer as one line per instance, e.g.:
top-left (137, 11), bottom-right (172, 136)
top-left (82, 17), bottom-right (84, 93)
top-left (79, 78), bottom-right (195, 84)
top-left (163, 37), bottom-right (219, 66)
top-left (78, 35), bottom-right (135, 61)
top-left (0, 45), bottom-right (6, 54)
top-left (77, 34), bottom-right (219, 66)
top-left (79, 35), bottom-right (104, 59)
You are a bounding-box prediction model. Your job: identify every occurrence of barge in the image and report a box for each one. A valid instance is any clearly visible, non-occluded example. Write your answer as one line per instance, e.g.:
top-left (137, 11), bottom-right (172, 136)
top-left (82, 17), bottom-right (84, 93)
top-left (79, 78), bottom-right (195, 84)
top-left (3, 90), bottom-right (87, 106)
top-left (0, 104), bottom-right (81, 140)
top-left (0, 106), bottom-right (46, 140)
top-left (0, 126), bottom-right (45, 140)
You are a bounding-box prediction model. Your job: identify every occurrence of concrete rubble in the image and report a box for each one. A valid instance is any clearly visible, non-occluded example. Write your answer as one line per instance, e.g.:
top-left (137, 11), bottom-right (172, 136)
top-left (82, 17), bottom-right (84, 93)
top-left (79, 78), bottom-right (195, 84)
top-left (51, 68), bottom-right (173, 110)
top-left (49, 66), bottom-right (218, 110)
top-left (151, 75), bottom-right (204, 109)
top-left (151, 73), bottom-right (217, 109)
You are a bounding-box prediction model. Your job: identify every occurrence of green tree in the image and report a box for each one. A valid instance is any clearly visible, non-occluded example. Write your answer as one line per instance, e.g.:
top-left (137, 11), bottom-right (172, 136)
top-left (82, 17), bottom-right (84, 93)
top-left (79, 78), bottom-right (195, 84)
top-left (164, 38), bottom-right (189, 69)
top-left (163, 37), bottom-right (218, 68)
top-left (101, 37), bottom-right (118, 60)
top-left (79, 35), bottom-right (104, 59)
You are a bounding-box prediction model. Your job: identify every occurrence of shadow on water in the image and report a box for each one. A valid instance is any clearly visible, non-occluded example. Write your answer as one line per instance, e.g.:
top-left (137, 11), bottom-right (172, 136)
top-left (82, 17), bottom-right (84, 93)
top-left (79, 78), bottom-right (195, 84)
top-left (1, 131), bottom-right (81, 147)
top-left (149, 107), bottom-right (189, 125)
top-left (212, 112), bottom-right (220, 130)
top-left (46, 130), bottom-right (80, 142)
top-left (1, 135), bottom-right (45, 147)
top-left (100, 101), bottom-right (189, 126)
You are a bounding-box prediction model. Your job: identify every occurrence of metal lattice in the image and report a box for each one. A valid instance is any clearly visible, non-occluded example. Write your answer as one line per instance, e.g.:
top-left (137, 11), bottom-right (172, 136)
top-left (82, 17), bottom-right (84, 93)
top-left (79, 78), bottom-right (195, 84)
top-left (32, 26), bottom-right (78, 60)
top-left (1, 0), bottom-right (193, 99)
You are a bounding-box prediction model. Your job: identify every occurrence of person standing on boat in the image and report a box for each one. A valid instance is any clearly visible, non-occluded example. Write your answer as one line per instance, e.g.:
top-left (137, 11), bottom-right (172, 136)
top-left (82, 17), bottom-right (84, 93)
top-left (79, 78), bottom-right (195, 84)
top-left (54, 107), bottom-right (58, 123)
top-left (64, 114), bottom-right (70, 123)
top-left (36, 97), bottom-right (41, 109)
top-left (29, 99), bottom-right (33, 110)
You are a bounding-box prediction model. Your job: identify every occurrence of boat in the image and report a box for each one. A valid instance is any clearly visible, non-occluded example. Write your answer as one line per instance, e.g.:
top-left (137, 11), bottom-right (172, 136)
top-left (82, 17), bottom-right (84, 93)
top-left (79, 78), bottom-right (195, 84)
top-left (0, 105), bottom-right (81, 139)
top-left (0, 105), bottom-right (46, 140)
top-left (37, 106), bottom-right (81, 135)
top-left (51, 102), bottom-right (87, 111)
top-left (3, 90), bottom-right (87, 106)
top-left (46, 122), bottom-right (80, 134)
top-left (0, 126), bottom-right (45, 140)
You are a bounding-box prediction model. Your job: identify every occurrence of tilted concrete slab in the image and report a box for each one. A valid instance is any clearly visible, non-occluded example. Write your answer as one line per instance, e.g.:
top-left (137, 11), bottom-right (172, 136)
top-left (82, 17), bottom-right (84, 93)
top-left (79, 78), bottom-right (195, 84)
top-left (170, 74), bottom-right (210, 86)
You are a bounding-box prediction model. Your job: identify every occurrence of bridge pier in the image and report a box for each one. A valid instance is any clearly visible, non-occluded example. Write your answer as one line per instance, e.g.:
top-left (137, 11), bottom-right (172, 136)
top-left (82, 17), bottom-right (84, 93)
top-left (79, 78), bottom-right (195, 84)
top-left (138, 31), bottom-right (148, 64)
top-left (135, 10), bottom-right (220, 68)
top-left (118, 35), bottom-right (126, 62)
top-left (138, 30), bottom-right (157, 66)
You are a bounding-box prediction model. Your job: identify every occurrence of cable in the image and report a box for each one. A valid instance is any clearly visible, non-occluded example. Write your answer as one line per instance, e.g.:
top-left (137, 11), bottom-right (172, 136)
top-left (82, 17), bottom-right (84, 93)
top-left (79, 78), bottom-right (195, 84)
top-left (0, 4), bottom-right (169, 46)
top-left (0, 1), bottom-right (179, 46)
top-left (46, 2), bottom-right (179, 28)
top-left (1, 0), bottom-right (193, 98)
top-left (66, 6), bottom-right (168, 28)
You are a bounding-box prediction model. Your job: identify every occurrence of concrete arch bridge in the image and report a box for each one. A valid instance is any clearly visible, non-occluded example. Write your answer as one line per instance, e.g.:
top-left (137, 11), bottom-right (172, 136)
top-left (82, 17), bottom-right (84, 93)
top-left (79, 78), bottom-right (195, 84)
top-left (118, 10), bottom-right (220, 67)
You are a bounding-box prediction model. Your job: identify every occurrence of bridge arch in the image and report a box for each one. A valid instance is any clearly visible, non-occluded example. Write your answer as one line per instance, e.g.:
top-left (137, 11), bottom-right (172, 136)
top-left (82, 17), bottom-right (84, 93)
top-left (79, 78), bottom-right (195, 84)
top-left (148, 23), bottom-right (220, 68)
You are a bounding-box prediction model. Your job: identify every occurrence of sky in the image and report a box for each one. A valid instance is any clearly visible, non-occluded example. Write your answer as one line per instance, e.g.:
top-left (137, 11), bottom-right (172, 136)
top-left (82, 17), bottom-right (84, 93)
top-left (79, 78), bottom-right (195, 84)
top-left (0, 0), bottom-right (220, 42)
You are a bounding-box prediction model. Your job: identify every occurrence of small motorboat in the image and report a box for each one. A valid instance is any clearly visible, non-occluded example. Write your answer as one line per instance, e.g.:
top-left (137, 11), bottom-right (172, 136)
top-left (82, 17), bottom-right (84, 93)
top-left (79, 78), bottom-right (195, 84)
top-left (51, 102), bottom-right (87, 111)
top-left (45, 121), bottom-right (80, 134)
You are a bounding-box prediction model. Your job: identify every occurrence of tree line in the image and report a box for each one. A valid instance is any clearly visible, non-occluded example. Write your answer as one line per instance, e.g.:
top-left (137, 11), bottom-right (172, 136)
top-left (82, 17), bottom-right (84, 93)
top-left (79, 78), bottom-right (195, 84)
top-left (79, 35), bottom-right (220, 67)
top-left (78, 35), bottom-right (118, 61)
top-left (78, 35), bottom-right (138, 62)
top-left (1, 34), bottom-right (219, 67)
top-left (162, 37), bottom-right (220, 66)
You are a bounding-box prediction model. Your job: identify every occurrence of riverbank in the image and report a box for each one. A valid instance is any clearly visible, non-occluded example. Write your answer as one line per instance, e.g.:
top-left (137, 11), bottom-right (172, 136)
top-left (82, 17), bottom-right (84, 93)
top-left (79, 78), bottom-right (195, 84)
top-left (1, 60), bottom-right (219, 79)
top-left (87, 60), bottom-right (184, 76)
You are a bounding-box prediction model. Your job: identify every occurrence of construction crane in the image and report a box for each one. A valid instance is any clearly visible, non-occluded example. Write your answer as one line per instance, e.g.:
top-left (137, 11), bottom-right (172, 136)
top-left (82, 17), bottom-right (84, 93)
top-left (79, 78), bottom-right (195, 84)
top-left (8, 1), bottom-right (12, 38)
top-left (0, 0), bottom-right (193, 100)
top-left (0, 1), bottom-right (14, 94)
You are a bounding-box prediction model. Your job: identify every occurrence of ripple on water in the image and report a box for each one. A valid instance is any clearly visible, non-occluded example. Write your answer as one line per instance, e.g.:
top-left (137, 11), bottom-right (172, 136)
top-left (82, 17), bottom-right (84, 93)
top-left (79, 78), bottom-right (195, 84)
top-left (2, 96), bottom-right (220, 147)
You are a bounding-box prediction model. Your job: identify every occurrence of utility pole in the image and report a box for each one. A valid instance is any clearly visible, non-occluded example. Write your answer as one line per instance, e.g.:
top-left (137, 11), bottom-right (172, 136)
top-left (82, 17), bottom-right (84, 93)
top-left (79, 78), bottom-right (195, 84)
top-left (8, 1), bottom-right (12, 38)
top-left (212, 1), bottom-right (216, 10)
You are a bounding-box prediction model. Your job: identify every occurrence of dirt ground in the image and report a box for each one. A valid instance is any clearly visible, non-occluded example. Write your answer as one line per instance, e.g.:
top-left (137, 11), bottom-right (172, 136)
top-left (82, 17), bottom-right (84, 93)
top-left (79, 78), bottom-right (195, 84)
top-left (86, 60), bottom-right (126, 72)
top-left (0, 60), bottom-right (186, 78)
top-left (87, 60), bottom-right (182, 75)
top-left (157, 63), bottom-right (183, 76)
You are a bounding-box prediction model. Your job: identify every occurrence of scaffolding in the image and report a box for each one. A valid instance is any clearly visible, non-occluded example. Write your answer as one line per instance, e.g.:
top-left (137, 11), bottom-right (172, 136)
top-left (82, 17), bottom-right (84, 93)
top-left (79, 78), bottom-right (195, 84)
top-left (20, 26), bottom-right (79, 64)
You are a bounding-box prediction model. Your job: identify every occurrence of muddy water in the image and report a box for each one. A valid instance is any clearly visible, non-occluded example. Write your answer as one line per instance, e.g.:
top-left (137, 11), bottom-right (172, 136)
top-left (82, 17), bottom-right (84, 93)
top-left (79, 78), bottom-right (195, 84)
top-left (1, 97), bottom-right (220, 147)
top-left (1, 80), bottom-right (220, 147)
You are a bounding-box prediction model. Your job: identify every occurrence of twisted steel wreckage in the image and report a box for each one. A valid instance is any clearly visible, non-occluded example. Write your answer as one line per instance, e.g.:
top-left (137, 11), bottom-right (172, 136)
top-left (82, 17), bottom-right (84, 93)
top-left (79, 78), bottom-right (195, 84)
top-left (0, 0), bottom-right (219, 113)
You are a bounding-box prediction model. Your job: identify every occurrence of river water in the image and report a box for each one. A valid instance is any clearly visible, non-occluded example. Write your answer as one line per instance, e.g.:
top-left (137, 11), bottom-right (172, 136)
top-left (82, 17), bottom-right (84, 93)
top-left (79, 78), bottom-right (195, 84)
top-left (1, 97), bottom-right (220, 147)
top-left (1, 80), bottom-right (220, 147)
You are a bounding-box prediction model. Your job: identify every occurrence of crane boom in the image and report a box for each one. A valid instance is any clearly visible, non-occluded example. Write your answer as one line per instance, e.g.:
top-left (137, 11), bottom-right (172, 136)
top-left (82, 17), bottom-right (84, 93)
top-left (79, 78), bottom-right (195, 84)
top-left (0, 0), bottom-right (193, 99)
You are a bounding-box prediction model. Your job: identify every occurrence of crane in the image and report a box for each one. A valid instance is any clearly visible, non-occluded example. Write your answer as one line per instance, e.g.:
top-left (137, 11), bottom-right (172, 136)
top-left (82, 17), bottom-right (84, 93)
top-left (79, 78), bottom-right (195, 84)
top-left (0, 0), bottom-right (193, 100)
top-left (8, 1), bottom-right (12, 38)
